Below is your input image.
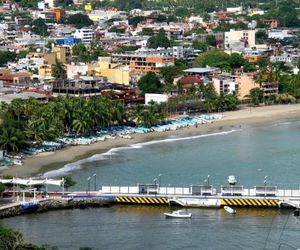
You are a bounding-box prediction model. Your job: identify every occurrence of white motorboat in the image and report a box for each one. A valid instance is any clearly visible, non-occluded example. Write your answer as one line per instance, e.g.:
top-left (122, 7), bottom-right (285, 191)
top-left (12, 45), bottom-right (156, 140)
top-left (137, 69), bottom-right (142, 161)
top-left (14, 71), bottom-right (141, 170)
top-left (164, 210), bottom-right (192, 218)
top-left (13, 159), bottom-right (23, 166)
top-left (224, 206), bottom-right (236, 214)
top-left (119, 134), bottom-right (133, 139)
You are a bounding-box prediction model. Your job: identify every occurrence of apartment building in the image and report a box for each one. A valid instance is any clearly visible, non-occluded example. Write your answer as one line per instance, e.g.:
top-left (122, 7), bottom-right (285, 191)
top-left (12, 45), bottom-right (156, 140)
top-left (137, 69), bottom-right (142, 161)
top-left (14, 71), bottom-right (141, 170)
top-left (225, 29), bottom-right (256, 50)
top-left (73, 27), bottom-right (94, 44)
top-left (88, 57), bottom-right (130, 85)
top-left (111, 52), bottom-right (175, 74)
top-left (212, 75), bottom-right (238, 95)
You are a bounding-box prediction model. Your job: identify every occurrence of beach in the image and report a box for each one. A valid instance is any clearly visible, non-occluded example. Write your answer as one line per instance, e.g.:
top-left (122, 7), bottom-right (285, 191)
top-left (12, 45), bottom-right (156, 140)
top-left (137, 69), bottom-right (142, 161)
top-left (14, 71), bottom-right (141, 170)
top-left (1, 104), bottom-right (300, 177)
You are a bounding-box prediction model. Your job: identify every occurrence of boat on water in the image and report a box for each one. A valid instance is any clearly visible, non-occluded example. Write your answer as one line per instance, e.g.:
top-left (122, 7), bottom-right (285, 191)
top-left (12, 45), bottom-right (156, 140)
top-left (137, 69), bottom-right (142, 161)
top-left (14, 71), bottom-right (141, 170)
top-left (164, 210), bottom-right (192, 218)
top-left (224, 206), bottom-right (236, 214)
top-left (20, 200), bottom-right (40, 211)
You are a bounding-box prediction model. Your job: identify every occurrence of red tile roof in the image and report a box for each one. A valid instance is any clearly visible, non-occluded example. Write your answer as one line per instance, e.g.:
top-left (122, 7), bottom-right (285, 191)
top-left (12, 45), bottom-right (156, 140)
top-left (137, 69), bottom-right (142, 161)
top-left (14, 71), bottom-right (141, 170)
top-left (179, 76), bottom-right (202, 85)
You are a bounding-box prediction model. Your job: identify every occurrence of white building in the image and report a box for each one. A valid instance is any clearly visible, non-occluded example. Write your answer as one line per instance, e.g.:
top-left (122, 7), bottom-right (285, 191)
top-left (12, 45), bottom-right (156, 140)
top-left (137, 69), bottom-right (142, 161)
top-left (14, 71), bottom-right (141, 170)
top-left (225, 29), bottom-right (256, 50)
top-left (212, 76), bottom-right (237, 95)
top-left (73, 27), bottom-right (94, 44)
top-left (270, 53), bottom-right (299, 65)
top-left (189, 16), bottom-right (204, 24)
top-left (67, 63), bottom-right (89, 79)
top-left (44, 0), bottom-right (56, 8)
top-left (226, 6), bottom-right (243, 14)
top-left (145, 93), bottom-right (168, 105)
top-left (268, 30), bottom-right (295, 40)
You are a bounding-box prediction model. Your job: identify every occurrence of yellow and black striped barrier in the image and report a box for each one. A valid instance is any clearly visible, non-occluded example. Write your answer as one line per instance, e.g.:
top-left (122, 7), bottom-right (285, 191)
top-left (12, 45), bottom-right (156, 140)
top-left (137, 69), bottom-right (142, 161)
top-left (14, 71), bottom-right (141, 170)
top-left (115, 196), bottom-right (168, 205)
top-left (221, 198), bottom-right (280, 207)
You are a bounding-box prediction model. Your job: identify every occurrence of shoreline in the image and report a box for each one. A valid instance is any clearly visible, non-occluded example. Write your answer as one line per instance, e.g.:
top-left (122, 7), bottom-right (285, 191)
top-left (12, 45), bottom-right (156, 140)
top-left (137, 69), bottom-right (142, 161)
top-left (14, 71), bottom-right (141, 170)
top-left (1, 104), bottom-right (300, 178)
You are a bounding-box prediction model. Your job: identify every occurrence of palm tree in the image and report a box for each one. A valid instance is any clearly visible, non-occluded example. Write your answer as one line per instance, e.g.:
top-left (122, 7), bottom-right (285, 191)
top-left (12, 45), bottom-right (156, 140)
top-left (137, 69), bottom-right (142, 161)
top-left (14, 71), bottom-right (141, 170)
top-left (0, 101), bottom-right (8, 116)
top-left (25, 117), bottom-right (46, 144)
top-left (8, 99), bottom-right (25, 128)
top-left (0, 125), bottom-right (27, 152)
top-left (51, 60), bottom-right (66, 79)
top-left (254, 69), bottom-right (266, 88)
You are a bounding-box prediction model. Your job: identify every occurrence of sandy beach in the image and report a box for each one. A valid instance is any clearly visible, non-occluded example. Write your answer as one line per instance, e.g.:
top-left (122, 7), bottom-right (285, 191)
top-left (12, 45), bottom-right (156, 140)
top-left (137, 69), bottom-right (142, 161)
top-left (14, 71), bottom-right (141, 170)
top-left (1, 104), bottom-right (300, 177)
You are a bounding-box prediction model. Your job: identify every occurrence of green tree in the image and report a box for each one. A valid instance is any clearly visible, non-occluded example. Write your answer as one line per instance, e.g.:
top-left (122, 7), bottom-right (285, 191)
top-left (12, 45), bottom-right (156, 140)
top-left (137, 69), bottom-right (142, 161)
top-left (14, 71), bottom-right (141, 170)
top-left (72, 42), bottom-right (105, 62)
top-left (206, 35), bottom-right (217, 47)
top-left (174, 7), bottom-right (190, 18)
top-left (0, 225), bottom-right (57, 249)
top-left (247, 87), bottom-right (264, 106)
top-left (132, 102), bottom-right (165, 127)
top-left (139, 28), bottom-right (154, 36)
top-left (193, 50), bottom-right (231, 70)
top-left (63, 176), bottom-right (77, 190)
top-left (229, 53), bottom-right (246, 69)
top-left (89, 42), bottom-right (107, 61)
top-left (0, 125), bottom-right (27, 152)
top-left (160, 66), bottom-right (184, 84)
top-left (138, 72), bottom-right (162, 95)
top-left (147, 29), bottom-right (171, 49)
top-left (0, 51), bottom-right (17, 66)
top-left (111, 0), bottom-right (145, 10)
top-left (17, 50), bottom-right (29, 59)
top-left (31, 18), bottom-right (49, 37)
top-left (218, 92), bottom-right (239, 111)
top-left (255, 30), bottom-right (268, 44)
top-left (128, 16), bottom-right (146, 27)
top-left (51, 60), bottom-right (65, 79)
top-left (192, 41), bottom-right (208, 51)
top-left (108, 26), bottom-right (125, 33)
top-left (72, 43), bottom-right (89, 62)
top-left (0, 183), bottom-right (5, 194)
top-left (66, 13), bottom-right (93, 29)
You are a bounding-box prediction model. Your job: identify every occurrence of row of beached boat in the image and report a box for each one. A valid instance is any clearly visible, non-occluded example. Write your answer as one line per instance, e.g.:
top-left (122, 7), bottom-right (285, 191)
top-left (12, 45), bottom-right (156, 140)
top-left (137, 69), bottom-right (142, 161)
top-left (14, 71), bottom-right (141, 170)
top-left (17, 114), bottom-right (222, 156)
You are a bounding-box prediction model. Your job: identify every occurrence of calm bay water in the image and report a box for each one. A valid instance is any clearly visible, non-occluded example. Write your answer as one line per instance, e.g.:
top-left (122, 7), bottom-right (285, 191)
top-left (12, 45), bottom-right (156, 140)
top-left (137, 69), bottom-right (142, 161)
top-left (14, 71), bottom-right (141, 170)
top-left (2, 119), bottom-right (300, 249)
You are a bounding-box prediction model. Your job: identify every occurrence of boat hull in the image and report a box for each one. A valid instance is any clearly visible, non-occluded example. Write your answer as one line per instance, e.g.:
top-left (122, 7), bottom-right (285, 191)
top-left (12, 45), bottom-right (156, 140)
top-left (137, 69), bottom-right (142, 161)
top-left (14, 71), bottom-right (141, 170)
top-left (164, 213), bottom-right (192, 218)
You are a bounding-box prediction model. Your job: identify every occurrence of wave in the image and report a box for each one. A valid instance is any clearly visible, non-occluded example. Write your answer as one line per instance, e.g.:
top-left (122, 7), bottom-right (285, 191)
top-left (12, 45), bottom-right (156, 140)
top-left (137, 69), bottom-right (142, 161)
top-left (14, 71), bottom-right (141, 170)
top-left (42, 129), bottom-right (240, 178)
top-left (270, 120), bottom-right (300, 127)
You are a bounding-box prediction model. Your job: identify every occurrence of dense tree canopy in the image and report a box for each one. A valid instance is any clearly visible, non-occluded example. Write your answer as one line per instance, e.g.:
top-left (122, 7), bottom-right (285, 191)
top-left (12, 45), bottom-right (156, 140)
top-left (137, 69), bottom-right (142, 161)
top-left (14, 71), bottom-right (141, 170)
top-left (138, 72), bottom-right (162, 95)
top-left (147, 29), bottom-right (171, 49)
top-left (0, 51), bottom-right (17, 66)
top-left (0, 225), bottom-right (57, 249)
top-left (72, 42), bottom-right (106, 62)
top-left (66, 14), bottom-right (93, 29)
top-left (31, 18), bottom-right (49, 37)
top-left (133, 102), bottom-right (166, 127)
top-left (128, 16), bottom-right (146, 27)
top-left (193, 50), bottom-right (231, 70)
top-left (0, 96), bottom-right (126, 152)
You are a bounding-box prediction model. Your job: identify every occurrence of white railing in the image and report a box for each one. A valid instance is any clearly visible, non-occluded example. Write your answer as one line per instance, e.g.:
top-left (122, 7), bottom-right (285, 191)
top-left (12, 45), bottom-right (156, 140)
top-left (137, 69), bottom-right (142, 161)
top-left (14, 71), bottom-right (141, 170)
top-left (100, 185), bottom-right (300, 198)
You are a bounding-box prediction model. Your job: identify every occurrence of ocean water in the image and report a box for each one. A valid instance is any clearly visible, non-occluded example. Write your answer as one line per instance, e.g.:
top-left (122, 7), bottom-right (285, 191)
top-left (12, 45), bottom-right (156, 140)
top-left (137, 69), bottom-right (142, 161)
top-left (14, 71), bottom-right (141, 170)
top-left (2, 119), bottom-right (300, 249)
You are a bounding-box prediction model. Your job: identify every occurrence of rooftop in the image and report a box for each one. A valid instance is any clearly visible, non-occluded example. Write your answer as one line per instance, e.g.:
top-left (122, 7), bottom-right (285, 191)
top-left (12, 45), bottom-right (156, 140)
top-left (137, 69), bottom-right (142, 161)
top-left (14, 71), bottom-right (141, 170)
top-left (183, 68), bottom-right (215, 74)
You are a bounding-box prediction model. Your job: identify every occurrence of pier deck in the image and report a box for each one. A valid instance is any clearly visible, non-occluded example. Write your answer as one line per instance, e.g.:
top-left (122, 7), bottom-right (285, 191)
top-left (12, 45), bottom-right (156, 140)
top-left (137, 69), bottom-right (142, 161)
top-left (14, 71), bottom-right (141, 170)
top-left (62, 184), bottom-right (300, 208)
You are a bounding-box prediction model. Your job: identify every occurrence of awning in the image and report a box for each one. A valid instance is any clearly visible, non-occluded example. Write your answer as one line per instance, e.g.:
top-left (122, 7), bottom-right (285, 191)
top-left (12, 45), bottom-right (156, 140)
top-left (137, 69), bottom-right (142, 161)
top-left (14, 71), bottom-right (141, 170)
top-left (0, 178), bottom-right (64, 186)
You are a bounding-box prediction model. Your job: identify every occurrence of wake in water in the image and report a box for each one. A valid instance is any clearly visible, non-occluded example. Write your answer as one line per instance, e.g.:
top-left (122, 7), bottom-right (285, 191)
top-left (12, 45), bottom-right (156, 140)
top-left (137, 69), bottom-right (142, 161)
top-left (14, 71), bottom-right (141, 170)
top-left (43, 129), bottom-right (240, 178)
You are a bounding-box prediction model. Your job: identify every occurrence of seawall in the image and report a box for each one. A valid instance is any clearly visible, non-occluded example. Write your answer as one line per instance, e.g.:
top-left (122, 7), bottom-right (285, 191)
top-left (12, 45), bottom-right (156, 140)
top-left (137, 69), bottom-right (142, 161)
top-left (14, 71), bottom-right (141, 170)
top-left (0, 198), bottom-right (113, 219)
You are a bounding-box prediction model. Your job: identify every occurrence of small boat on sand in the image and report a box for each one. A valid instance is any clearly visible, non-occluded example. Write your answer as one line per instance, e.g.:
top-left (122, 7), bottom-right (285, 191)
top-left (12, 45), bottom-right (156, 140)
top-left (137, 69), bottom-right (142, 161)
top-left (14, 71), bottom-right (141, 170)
top-left (164, 210), bottom-right (192, 218)
top-left (224, 206), bottom-right (236, 214)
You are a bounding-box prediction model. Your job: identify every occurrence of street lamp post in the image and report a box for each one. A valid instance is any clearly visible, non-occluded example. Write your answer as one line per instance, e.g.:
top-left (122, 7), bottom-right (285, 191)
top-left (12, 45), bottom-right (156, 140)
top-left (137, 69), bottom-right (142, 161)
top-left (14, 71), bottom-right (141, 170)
top-left (93, 173), bottom-right (97, 192)
top-left (264, 176), bottom-right (268, 196)
top-left (87, 177), bottom-right (91, 195)
top-left (158, 174), bottom-right (162, 187)
top-left (207, 175), bottom-right (210, 187)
